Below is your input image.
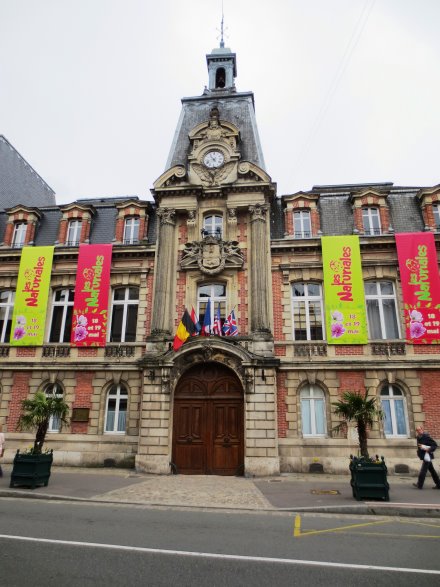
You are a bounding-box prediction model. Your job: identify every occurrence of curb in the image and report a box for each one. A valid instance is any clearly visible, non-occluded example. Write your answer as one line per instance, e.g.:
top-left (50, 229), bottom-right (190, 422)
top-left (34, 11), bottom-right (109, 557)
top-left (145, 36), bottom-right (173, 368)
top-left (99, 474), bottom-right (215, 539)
top-left (1, 490), bottom-right (439, 517)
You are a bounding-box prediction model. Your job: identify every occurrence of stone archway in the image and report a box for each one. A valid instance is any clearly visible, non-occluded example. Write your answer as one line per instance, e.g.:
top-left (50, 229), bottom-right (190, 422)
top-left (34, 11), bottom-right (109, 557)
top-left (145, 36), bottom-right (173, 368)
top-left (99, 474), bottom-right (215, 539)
top-left (172, 362), bottom-right (244, 475)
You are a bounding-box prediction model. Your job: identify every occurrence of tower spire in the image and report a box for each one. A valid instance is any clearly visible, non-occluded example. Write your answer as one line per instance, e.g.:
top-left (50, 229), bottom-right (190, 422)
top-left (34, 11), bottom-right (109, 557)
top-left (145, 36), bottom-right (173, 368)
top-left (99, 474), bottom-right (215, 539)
top-left (220, 1), bottom-right (225, 48)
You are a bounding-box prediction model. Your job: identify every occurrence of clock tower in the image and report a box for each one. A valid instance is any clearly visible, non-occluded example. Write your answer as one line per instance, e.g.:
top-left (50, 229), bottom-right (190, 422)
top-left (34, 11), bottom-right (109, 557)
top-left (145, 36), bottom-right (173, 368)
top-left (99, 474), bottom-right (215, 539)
top-left (138, 42), bottom-right (280, 478)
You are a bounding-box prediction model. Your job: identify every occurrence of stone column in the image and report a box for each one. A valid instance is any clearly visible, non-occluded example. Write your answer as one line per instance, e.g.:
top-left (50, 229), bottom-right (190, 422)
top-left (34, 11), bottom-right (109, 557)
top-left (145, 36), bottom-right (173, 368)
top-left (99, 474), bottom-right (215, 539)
top-left (249, 204), bottom-right (270, 333)
top-left (151, 208), bottom-right (176, 335)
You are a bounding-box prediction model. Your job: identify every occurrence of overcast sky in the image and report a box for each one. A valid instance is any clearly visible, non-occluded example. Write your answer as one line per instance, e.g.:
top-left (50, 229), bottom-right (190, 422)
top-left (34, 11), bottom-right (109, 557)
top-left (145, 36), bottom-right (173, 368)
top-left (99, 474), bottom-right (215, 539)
top-left (1, 0), bottom-right (439, 204)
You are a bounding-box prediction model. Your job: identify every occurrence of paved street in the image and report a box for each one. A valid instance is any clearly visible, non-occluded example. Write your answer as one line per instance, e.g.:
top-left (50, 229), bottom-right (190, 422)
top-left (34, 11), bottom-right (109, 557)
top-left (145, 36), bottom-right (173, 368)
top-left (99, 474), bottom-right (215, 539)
top-left (1, 499), bottom-right (440, 586)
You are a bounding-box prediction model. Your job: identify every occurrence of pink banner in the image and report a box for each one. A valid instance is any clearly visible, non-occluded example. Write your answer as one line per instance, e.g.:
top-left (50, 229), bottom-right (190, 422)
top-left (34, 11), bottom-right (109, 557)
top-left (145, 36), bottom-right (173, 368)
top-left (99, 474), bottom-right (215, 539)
top-left (71, 244), bottom-right (112, 346)
top-left (396, 233), bottom-right (440, 344)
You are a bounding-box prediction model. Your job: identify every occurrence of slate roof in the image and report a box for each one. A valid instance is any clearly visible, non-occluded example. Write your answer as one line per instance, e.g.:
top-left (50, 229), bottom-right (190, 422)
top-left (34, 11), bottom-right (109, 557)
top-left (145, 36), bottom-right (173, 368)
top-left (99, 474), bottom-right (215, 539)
top-left (0, 135), bottom-right (55, 210)
top-left (272, 184), bottom-right (428, 239)
top-left (166, 92), bottom-right (266, 172)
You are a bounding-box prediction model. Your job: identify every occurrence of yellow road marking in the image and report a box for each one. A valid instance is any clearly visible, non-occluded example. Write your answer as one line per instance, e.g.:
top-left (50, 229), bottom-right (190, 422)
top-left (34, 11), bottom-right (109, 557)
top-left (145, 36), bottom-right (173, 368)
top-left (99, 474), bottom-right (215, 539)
top-left (293, 515), bottom-right (440, 539)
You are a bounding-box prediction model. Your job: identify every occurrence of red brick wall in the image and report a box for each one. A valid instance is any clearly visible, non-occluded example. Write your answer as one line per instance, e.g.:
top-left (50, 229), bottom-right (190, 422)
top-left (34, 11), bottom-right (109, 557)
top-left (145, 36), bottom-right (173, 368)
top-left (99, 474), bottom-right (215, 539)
top-left (71, 372), bottom-right (94, 434)
top-left (335, 346), bottom-right (364, 355)
top-left (414, 345), bottom-right (440, 354)
top-left (7, 372), bottom-right (31, 431)
top-left (272, 269), bottom-right (284, 340)
top-left (277, 372), bottom-right (288, 438)
top-left (275, 345), bottom-right (286, 356)
top-left (16, 348), bottom-right (37, 357)
top-left (418, 371), bottom-right (440, 437)
top-left (337, 371), bottom-right (366, 396)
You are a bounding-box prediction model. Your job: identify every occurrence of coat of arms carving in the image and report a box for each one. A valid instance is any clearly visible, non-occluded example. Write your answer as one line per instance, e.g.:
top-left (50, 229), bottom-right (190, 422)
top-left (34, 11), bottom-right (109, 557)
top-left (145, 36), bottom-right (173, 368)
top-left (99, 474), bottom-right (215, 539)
top-left (181, 236), bottom-right (243, 275)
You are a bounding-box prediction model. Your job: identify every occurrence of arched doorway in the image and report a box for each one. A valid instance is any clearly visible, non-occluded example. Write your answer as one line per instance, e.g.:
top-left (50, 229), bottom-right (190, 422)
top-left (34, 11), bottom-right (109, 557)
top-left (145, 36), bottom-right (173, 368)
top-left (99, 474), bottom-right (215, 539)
top-left (172, 362), bottom-right (244, 475)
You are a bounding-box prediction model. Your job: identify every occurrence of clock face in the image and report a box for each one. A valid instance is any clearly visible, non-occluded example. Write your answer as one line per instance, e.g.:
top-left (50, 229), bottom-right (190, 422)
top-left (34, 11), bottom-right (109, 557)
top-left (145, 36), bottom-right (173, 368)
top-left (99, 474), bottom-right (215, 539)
top-left (203, 151), bottom-right (224, 168)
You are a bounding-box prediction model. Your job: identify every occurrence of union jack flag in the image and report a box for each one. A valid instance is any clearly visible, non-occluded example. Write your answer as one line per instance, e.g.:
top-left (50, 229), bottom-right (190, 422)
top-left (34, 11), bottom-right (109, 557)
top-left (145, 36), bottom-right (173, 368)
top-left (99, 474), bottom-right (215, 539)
top-left (223, 308), bottom-right (238, 336)
top-left (213, 303), bottom-right (223, 336)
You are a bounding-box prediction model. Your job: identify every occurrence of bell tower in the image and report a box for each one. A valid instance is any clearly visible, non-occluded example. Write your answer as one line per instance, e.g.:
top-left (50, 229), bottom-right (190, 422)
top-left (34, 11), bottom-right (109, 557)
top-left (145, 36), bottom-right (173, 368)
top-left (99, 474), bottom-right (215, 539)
top-left (206, 15), bottom-right (236, 91)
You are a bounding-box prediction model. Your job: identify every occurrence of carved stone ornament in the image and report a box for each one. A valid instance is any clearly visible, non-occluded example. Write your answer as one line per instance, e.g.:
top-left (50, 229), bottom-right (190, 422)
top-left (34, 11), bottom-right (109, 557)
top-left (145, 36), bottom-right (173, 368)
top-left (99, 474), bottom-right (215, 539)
top-left (192, 161), bottom-right (235, 187)
top-left (157, 208), bottom-right (176, 226)
top-left (249, 204), bottom-right (268, 223)
top-left (181, 236), bottom-right (243, 275)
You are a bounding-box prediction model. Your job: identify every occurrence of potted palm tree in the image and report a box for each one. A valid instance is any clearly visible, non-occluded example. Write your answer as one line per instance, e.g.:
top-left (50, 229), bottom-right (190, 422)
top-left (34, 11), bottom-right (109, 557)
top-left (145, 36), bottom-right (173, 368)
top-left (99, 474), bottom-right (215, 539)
top-left (333, 390), bottom-right (389, 501)
top-left (10, 390), bottom-right (69, 489)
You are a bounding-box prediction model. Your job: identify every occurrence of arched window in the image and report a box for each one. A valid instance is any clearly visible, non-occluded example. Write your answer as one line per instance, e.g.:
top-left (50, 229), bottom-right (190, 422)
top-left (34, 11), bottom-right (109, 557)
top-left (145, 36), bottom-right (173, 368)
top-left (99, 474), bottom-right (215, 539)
top-left (215, 67), bottom-right (226, 88)
top-left (45, 382), bottom-right (64, 432)
top-left (197, 283), bottom-right (226, 334)
top-left (203, 214), bottom-right (223, 239)
top-left (294, 210), bottom-right (311, 238)
top-left (300, 385), bottom-right (327, 436)
top-left (291, 282), bottom-right (324, 341)
top-left (49, 289), bottom-right (74, 343)
top-left (0, 290), bottom-right (15, 342)
top-left (364, 281), bottom-right (400, 340)
top-left (123, 216), bottom-right (140, 244)
top-left (362, 207), bottom-right (381, 235)
top-left (380, 384), bottom-right (408, 437)
top-left (105, 384), bottom-right (128, 433)
top-left (66, 219), bottom-right (82, 246)
top-left (109, 287), bottom-right (139, 342)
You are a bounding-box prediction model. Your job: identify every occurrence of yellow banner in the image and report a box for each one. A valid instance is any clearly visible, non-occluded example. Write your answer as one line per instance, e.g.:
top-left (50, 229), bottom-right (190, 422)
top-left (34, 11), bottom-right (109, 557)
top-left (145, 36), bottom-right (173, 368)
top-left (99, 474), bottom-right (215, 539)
top-left (10, 246), bottom-right (54, 346)
top-left (322, 236), bottom-right (367, 344)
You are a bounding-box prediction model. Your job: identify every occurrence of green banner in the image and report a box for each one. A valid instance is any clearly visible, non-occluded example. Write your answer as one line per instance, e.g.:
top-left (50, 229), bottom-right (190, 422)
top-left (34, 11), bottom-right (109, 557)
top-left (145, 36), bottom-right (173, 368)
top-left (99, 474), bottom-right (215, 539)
top-left (322, 235), bottom-right (367, 344)
top-left (10, 246), bottom-right (54, 346)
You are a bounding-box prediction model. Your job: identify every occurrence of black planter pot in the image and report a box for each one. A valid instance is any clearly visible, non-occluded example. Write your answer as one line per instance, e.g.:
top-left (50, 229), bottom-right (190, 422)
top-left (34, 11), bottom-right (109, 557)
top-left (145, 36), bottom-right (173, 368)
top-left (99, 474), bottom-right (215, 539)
top-left (10, 450), bottom-right (53, 489)
top-left (349, 455), bottom-right (390, 501)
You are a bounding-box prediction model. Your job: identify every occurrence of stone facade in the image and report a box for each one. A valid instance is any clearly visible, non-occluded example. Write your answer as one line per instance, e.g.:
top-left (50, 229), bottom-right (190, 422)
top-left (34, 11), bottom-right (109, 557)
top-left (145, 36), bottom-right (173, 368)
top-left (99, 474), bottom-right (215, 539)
top-left (0, 45), bottom-right (439, 477)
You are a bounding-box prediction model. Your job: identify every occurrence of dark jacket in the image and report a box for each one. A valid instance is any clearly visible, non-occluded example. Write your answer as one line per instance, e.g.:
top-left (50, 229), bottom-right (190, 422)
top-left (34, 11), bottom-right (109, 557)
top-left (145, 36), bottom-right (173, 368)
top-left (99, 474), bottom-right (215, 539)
top-left (416, 431), bottom-right (438, 460)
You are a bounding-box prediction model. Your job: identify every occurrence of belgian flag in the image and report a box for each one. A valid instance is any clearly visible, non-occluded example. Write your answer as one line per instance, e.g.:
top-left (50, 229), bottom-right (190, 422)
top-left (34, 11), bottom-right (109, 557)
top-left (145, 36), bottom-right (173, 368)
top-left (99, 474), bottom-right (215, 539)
top-left (173, 309), bottom-right (196, 351)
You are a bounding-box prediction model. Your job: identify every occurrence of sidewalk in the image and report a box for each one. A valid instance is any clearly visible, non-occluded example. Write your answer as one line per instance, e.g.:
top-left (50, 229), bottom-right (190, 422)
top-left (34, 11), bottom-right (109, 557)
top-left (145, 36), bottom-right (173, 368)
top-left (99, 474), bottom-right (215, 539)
top-left (1, 465), bottom-right (439, 517)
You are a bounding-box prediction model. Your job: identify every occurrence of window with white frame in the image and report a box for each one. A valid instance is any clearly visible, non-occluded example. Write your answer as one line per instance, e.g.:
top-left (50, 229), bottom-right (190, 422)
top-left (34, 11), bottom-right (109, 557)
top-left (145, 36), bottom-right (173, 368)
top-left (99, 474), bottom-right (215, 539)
top-left (109, 287), bottom-right (139, 342)
top-left (433, 205), bottom-right (440, 231)
top-left (66, 219), bottom-right (82, 246)
top-left (364, 281), bottom-right (400, 340)
top-left (0, 290), bottom-right (15, 343)
top-left (362, 207), bottom-right (381, 235)
top-left (105, 384), bottom-right (128, 433)
top-left (12, 222), bottom-right (27, 248)
top-left (380, 384), bottom-right (408, 437)
top-left (291, 282), bottom-right (324, 340)
top-left (45, 382), bottom-right (64, 432)
top-left (123, 217), bottom-right (140, 244)
top-left (197, 283), bottom-right (226, 332)
top-left (203, 214), bottom-right (223, 238)
top-left (294, 210), bottom-right (311, 238)
top-left (300, 385), bottom-right (327, 436)
top-left (49, 289), bottom-right (74, 343)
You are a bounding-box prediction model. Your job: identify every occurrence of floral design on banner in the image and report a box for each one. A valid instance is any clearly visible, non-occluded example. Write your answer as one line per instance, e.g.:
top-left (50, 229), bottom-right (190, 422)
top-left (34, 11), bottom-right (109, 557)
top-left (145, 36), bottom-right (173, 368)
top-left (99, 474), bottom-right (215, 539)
top-left (71, 244), bottom-right (112, 347)
top-left (396, 233), bottom-right (440, 344)
top-left (13, 315), bottom-right (26, 340)
top-left (331, 311), bottom-right (345, 338)
top-left (10, 246), bottom-right (55, 346)
top-left (322, 235), bottom-right (368, 344)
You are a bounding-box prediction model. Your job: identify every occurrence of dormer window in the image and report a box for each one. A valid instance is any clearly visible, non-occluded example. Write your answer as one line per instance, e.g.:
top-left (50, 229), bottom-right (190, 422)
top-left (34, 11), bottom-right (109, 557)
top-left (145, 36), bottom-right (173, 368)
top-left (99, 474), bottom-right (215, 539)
top-left (123, 217), bottom-right (140, 244)
top-left (294, 210), bottom-right (311, 239)
top-left (202, 215), bottom-right (223, 239)
top-left (12, 222), bottom-right (27, 248)
top-left (362, 207), bottom-right (381, 235)
top-left (433, 205), bottom-right (440, 231)
top-left (66, 219), bottom-right (82, 246)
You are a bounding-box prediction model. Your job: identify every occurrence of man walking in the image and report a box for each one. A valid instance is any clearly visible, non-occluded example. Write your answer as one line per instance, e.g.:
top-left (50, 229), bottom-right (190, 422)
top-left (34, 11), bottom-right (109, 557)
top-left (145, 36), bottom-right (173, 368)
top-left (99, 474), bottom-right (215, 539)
top-left (413, 425), bottom-right (440, 489)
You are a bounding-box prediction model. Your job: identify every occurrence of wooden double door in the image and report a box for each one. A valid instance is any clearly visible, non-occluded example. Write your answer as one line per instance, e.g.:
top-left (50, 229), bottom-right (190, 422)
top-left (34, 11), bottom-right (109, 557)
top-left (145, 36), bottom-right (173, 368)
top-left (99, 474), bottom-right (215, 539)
top-left (172, 363), bottom-right (244, 475)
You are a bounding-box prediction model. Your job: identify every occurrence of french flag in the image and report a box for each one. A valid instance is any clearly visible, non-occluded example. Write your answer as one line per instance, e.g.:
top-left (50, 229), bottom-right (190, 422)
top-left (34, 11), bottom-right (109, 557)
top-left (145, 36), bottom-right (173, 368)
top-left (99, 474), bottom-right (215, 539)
top-left (202, 298), bottom-right (212, 335)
